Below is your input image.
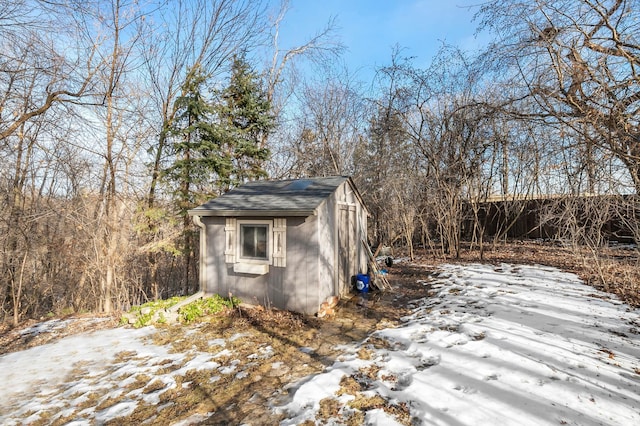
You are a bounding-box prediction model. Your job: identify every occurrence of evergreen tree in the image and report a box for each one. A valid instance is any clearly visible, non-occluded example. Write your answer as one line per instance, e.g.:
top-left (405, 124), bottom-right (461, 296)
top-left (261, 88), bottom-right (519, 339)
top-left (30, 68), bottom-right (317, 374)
top-left (165, 64), bottom-right (230, 294)
top-left (162, 58), bottom-right (275, 292)
top-left (166, 56), bottom-right (274, 204)
top-left (216, 54), bottom-right (274, 189)
top-left (166, 64), bottom-right (232, 212)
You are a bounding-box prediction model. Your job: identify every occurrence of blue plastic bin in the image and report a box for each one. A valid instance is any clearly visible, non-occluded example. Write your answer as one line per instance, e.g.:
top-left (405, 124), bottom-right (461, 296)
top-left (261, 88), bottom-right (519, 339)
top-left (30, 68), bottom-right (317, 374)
top-left (355, 273), bottom-right (370, 292)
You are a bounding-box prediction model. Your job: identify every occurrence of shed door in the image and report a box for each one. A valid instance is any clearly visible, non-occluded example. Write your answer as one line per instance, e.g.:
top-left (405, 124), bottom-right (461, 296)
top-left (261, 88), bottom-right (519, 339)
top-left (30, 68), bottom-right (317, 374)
top-left (338, 204), bottom-right (357, 295)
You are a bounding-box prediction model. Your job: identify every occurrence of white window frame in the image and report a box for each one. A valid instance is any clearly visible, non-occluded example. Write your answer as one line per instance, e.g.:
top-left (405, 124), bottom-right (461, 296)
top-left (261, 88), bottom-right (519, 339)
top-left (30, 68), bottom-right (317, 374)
top-left (236, 219), bottom-right (272, 265)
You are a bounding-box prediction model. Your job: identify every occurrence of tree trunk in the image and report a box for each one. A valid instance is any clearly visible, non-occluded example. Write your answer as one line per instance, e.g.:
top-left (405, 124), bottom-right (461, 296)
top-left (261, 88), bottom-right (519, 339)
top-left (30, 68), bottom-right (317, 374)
top-left (11, 251), bottom-right (28, 326)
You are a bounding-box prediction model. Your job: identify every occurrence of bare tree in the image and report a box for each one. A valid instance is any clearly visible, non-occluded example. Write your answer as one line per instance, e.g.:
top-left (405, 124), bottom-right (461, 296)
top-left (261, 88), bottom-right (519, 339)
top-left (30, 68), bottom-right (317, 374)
top-left (0, 0), bottom-right (106, 323)
top-left (287, 69), bottom-right (367, 177)
top-left (478, 0), bottom-right (640, 193)
top-left (265, 1), bottom-right (343, 106)
top-left (0, 0), bottom-right (100, 142)
top-left (263, 0), bottom-right (344, 178)
top-left (403, 48), bottom-right (494, 258)
top-left (355, 54), bottom-right (417, 254)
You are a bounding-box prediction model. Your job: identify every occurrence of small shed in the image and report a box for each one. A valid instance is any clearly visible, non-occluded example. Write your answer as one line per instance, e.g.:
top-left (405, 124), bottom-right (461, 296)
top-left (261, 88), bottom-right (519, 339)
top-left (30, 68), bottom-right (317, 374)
top-left (188, 176), bottom-right (369, 315)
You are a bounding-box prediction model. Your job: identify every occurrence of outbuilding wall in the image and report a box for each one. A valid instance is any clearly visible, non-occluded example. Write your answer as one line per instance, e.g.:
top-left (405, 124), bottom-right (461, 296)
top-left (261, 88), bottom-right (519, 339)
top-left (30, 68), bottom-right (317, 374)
top-left (317, 193), bottom-right (337, 305)
top-left (202, 214), bottom-right (321, 314)
top-left (198, 179), bottom-right (368, 315)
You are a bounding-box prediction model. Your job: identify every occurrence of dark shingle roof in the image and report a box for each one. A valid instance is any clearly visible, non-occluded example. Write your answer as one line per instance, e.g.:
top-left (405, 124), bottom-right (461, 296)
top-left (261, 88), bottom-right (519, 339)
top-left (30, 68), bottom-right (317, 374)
top-left (188, 176), bottom-right (350, 217)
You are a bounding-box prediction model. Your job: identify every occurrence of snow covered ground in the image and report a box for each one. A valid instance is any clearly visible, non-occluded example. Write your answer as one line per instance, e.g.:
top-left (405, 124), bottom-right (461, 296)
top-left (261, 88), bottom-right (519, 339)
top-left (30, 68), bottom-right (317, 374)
top-left (277, 263), bottom-right (640, 425)
top-left (1, 263), bottom-right (639, 425)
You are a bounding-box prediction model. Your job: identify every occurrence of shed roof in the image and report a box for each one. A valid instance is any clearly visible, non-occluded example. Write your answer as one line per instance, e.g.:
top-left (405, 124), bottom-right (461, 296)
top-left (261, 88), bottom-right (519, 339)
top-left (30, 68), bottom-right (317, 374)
top-left (188, 176), bottom-right (359, 217)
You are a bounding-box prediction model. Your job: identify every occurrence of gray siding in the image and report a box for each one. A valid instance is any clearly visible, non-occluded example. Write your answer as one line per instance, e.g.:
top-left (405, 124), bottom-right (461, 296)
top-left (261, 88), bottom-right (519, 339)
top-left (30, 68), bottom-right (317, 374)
top-left (202, 215), bottom-right (321, 314)
top-left (280, 215), bottom-right (319, 313)
top-left (197, 179), bottom-right (368, 315)
top-left (317, 194), bottom-right (336, 305)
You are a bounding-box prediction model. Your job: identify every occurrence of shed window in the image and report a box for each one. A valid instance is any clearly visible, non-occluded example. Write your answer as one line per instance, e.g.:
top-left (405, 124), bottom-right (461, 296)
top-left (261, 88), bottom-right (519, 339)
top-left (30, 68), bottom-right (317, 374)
top-left (240, 224), bottom-right (268, 260)
top-left (225, 218), bottom-right (286, 269)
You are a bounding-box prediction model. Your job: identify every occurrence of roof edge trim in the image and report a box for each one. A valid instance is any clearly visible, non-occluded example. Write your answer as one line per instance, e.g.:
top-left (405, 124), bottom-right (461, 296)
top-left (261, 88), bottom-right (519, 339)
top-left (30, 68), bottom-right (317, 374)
top-left (187, 209), bottom-right (317, 217)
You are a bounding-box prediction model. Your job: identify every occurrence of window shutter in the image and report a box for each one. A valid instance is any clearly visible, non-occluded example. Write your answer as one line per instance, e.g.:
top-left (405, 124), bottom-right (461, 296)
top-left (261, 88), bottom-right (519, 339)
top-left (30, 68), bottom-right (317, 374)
top-left (272, 218), bottom-right (286, 267)
top-left (225, 218), bottom-right (236, 263)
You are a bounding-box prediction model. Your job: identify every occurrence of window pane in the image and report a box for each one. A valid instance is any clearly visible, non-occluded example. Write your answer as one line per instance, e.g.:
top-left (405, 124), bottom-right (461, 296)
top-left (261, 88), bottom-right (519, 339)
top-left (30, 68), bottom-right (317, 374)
top-left (241, 226), bottom-right (253, 257)
top-left (255, 226), bottom-right (267, 258)
top-left (240, 225), bottom-right (268, 259)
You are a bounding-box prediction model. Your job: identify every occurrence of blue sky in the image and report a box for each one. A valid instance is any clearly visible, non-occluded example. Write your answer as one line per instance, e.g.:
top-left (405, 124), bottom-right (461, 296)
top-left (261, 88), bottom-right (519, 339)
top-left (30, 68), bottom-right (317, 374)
top-left (276, 0), bottom-right (488, 78)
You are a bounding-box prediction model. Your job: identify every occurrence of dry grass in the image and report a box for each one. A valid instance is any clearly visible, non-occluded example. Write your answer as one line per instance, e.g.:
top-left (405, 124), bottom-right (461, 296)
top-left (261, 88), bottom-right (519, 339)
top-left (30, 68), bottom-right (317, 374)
top-left (356, 347), bottom-right (374, 360)
top-left (2, 241), bottom-right (637, 425)
top-left (335, 375), bottom-right (414, 426)
top-left (111, 243), bottom-right (640, 425)
top-left (359, 364), bottom-right (382, 381)
top-left (143, 378), bottom-right (167, 394)
top-left (348, 394), bottom-right (387, 411)
top-left (318, 397), bottom-right (342, 421)
top-left (337, 375), bottom-right (363, 395)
